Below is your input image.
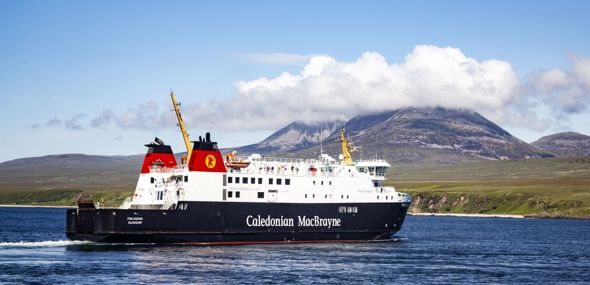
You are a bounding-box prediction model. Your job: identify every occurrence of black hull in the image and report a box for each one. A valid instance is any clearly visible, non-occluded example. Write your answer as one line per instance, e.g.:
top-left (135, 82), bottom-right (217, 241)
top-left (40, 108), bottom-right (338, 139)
top-left (66, 201), bottom-right (409, 244)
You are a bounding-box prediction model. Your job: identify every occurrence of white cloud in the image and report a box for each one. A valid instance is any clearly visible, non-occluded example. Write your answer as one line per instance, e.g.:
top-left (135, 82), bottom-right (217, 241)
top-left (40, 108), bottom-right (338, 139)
top-left (573, 57), bottom-right (590, 89)
top-left (89, 101), bottom-right (167, 131)
top-left (82, 47), bottom-right (589, 135)
top-left (529, 57), bottom-right (590, 114)
top-left (183, 45), bottom-right (526, 131)
top-left (64, 114), bottom-right (86, 130)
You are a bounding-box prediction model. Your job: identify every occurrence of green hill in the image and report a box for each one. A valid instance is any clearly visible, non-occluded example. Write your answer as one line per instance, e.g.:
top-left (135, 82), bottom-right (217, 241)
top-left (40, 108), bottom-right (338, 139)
top-left (386, 157), bottom-right (590, 218)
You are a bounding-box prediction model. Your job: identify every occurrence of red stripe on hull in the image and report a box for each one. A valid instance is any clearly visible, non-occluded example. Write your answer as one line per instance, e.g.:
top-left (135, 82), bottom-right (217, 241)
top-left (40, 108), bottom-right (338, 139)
top-left (179, 239), bottom-right (367, 246)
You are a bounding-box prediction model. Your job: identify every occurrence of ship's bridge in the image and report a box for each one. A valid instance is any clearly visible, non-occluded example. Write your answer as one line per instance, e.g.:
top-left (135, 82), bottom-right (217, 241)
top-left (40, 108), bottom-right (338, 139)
top-left (355, 159), bottom-right (391, 182)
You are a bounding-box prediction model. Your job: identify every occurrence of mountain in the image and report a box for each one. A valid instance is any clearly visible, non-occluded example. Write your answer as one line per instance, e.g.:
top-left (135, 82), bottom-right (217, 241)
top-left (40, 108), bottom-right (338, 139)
top-left (0, 107), bottom-right (556, 193)
top-left (531, 131), bottom-right (590, 157)
top-left (235, 120), bottom-right (345, 153)
top-left (285, 107), bottom-right (553, 164)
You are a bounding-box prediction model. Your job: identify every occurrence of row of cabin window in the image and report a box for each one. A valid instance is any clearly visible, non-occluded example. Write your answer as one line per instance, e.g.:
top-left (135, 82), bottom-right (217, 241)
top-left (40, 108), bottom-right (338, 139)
top-left (150, 176), bottom-right (188, 184)
top-left (227, 177), bottom-right (291, 186)
top-left (227, 191), bottom-right (265, 199)
top-left (304, 194), bottom-right (350, 199)
top-left (313, 180), bottom-right (331, 186)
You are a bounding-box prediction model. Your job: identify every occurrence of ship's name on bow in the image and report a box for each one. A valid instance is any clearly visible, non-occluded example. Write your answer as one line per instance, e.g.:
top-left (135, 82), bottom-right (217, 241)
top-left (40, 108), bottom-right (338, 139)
top-left (246, 215), bottom-right (341, 228)
top-left (127, 217), bottom-right (143, 225)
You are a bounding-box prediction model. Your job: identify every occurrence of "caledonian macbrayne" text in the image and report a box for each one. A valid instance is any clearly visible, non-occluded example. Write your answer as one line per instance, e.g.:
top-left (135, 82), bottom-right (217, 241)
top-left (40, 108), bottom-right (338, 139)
top-left (246, 215), bottom-right (342, 228)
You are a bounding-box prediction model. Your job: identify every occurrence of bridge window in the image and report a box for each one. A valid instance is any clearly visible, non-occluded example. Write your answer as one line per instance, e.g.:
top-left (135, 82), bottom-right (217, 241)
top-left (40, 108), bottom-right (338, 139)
top-left (269, 178), bottom-right (273, 185)
top-left (235, 178), bottom-right (240, 184)
top-left (376, 167), bottom-right (387, 177)
top-left (285, 179), bottom-right (290, 185)
top-left (228, 191), bottom-right (233, 198)
top-left (258, 178), bottom-right (262, 184)
top-left (150, 177), bottom-right (155, 184)
top-left (251, 177), bottom-right (255, 184)
top-left (277, 179), bottom-right (282, 185)
top-left (184, 176), bottom-right (188, 182)
top-left (242, 177), bottom-right (248, 184)
top-left (228, 177), bottom-right (233, 183)
top-left (236, 191), bottom-right (241, 198)
top-left (258, 192), bottom-right (264, 198)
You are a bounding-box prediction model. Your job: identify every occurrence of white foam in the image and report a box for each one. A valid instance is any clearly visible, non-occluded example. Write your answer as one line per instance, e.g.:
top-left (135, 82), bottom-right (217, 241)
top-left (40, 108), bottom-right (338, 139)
top-left (0, 240), bottom-right (91, 248)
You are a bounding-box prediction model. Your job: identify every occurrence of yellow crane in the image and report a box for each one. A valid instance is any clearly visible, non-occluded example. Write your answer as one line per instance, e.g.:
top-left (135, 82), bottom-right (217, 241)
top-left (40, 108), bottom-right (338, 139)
top-left (170, 91), bottom-right (192, 164)
top-left (338, 128), bottom-right (356, 165)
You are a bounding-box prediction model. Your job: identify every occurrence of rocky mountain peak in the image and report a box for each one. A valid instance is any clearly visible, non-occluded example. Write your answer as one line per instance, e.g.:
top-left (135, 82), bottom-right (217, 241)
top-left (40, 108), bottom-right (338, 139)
top-left (531, 131), bottom-right (590, 157)
top-left (236, 120), bottom-right (345, 153)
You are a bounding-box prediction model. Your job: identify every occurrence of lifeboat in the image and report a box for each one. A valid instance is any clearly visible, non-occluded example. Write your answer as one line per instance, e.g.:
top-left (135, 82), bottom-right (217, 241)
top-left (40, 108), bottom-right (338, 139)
top-left (225, 152), bottom-right (251, 169)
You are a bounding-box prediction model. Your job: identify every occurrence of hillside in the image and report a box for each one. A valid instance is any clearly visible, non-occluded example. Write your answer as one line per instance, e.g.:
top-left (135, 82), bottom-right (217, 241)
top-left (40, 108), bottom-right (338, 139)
top-left (286, 107), bottom-right (553, 164)
top-left (0, 153), bottom-right (142, 190)
top-left (387, 157), bottom-right (590, 218)
top-left (532, 131), bottom-right (590, 157)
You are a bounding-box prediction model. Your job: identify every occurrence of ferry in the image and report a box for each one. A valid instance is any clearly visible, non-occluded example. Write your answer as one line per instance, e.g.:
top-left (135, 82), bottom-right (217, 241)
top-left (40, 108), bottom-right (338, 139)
top-left (66, 92), bottom-right (412, 244)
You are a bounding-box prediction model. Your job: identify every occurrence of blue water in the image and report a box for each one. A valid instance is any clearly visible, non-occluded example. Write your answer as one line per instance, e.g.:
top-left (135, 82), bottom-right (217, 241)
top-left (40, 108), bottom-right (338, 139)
top-left (0, 207), bottom-right (589, 284)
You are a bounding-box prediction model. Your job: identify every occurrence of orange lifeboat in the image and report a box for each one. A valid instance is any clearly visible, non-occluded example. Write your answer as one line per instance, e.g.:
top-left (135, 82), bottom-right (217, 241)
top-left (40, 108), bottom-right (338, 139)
top-left (225, 152), bottom-right (251, 169)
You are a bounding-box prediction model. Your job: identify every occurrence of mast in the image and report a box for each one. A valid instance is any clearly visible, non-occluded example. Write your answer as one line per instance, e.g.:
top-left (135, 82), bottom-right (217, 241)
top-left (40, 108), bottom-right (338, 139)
top-left (338, 128), bottom-right (355, 165)
top-left (170, 91), bottom-right (192, 163)
top-left (320, 124), bottom-right (323, 155)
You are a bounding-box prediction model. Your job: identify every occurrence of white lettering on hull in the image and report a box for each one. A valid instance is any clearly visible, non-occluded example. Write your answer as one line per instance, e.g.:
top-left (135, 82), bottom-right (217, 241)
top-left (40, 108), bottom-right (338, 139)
top-left (127, 217), bottom-right (143, 225)
top-left (246, 215), bottom-right (341, 228)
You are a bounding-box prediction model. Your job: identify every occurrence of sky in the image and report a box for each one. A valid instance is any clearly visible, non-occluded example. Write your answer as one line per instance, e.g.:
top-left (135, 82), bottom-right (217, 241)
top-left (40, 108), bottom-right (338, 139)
top-left (1, 0), bottom-right (589, 162)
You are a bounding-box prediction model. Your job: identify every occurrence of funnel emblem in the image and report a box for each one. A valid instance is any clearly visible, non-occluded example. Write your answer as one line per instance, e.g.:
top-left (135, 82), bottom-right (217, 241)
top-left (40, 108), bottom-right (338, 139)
top-left (205, 154), bottom-right (216, 169)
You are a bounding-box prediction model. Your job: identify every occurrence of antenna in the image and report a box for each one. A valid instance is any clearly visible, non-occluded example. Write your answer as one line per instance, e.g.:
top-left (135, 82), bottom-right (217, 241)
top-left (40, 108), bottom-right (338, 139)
top-left (320, 123), bottom-right (323, 155)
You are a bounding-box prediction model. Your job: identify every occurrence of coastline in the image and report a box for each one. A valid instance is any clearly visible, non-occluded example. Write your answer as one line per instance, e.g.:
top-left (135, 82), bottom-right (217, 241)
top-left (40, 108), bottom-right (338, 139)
top-left (0, 204), bottom-right (75, 209)
top-left (409, 212), bottom-right (525, 219)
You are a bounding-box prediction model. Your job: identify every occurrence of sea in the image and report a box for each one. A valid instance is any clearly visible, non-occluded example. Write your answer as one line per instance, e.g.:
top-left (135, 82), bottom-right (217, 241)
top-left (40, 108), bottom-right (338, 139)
top-left (0, 207), bottom-right (588, 284)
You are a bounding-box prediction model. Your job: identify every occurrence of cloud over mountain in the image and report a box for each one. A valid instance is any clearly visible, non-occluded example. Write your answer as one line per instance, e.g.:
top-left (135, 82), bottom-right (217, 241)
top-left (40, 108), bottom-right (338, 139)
top-left (183, 45), bottom-right (528, 131)
top-left (75, 45), bottom-right (588, 133)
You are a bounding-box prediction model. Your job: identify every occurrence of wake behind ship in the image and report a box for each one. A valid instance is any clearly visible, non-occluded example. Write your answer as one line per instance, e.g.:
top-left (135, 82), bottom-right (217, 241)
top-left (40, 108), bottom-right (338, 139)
top-left (66, 92), bottom-right (412, 244)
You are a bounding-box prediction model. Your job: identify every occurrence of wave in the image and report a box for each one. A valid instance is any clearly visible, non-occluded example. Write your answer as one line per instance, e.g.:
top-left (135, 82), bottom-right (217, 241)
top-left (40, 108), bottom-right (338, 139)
top-left (0, 240), bottom-right (92, 248)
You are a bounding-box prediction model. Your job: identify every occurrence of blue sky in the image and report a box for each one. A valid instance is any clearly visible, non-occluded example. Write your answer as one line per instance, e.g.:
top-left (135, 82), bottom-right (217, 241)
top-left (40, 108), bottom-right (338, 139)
top-left (1, 0), bottom-right (589, 162)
